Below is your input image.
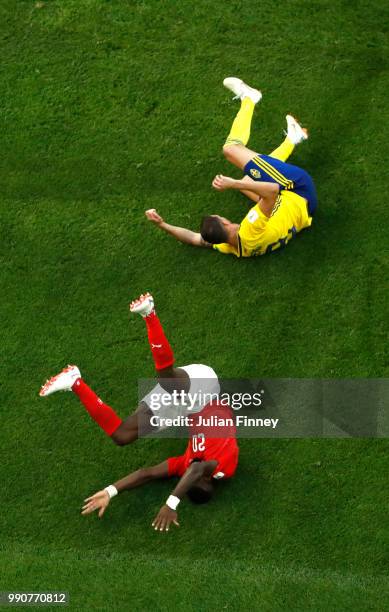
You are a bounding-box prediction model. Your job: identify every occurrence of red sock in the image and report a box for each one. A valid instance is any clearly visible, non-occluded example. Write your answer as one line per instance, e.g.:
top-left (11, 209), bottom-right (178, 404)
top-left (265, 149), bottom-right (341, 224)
top-left (72, 378), bottom-right (122, 436)
top-left (144, 312), bottom-right (174, 370)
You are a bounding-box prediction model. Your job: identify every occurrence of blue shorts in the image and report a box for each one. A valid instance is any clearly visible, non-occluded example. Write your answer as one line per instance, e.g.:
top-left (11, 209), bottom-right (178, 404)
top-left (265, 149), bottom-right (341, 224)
top-left (244, 154), bottom-right (318, 217)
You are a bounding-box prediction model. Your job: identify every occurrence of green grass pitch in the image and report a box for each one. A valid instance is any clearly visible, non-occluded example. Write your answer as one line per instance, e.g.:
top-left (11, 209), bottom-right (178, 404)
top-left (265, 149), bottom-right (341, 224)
top-left (1, 0), bottom-right (388, 609)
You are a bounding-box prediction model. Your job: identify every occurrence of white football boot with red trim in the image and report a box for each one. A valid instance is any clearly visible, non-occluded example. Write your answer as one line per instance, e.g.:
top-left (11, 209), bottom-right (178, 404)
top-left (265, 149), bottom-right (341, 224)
top-left (129, 292), bottom-right (155, 318)
top-left (285, 114), bottom-right (308, 145)
top-left (39, 365), bottom-right (81, 397)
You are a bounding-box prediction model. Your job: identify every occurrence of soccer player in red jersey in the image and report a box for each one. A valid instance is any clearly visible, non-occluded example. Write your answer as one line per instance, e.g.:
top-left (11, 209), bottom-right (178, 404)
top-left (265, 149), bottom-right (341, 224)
top-left (39, 293), bottom-right (220, 446)
top-left (81, 401), bottom-right (239, 531)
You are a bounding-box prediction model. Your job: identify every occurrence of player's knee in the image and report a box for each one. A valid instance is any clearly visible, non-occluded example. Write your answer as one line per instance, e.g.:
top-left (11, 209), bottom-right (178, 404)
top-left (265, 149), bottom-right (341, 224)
top-left (111, 430), bottom-right (128, 446)
top-left (111, 436), bottom-right (126, 447)
top-left (222, 144), bottom-right (237, 163)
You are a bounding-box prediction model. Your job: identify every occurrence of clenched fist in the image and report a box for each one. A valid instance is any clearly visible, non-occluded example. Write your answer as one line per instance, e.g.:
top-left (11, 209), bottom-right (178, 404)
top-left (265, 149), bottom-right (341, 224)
top-left (145, 209), bottom-right (164, 225)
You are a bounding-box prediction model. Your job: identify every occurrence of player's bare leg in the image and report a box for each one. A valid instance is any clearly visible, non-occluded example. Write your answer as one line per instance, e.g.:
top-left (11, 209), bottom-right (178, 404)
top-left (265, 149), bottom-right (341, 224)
top-left (39, 295), bottom-right (190, 448)
top-left (113, 293), bottom-right (193, 444)
top-left (222, 79), bottom-right (308, 171)
top-left (39, 365), bottom-right (151, 446)
top-left (111, 409), bottom-right (143, 446)
top-left (222, 77), bottom-right (262, 170)
top-left (129, 293), bottom-right (189, 393)
top-left (223, 142), bottom-right (258, 170)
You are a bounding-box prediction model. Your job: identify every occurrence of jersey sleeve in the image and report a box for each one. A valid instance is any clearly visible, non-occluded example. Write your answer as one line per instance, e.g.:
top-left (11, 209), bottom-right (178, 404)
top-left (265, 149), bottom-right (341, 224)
top-left (213, 243), bottom-right (239, 256)
top-left (204, 439), bottom-right (239, 479)
top-left (167, 455), bottom-right (187, 477)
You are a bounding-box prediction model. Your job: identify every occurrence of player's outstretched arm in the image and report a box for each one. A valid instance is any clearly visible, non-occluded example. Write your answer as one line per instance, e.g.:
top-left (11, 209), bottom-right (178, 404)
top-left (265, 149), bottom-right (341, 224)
top-left (152, 460), bottom-right (217, 532)
top-left (145, 209), bottom-right (211, 248)
top-left (212, 174), bottom-right (279, 217)
top-left (81, 461), bottom-right (169, 518)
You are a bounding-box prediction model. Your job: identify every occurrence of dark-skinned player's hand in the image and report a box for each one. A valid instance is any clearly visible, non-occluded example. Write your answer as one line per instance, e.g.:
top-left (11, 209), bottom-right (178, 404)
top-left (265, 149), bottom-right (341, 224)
top-left (152, 505), bottom-right (179, 532)
top-left (81, 490), bottom-right (110, 518)
top-left (145, 208), bottom-right (164, 225)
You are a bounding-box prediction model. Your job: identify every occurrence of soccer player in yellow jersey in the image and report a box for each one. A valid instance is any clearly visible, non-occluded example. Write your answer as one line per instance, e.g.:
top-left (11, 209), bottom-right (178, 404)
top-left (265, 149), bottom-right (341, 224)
top-left (146, 77), bottom-right (317, 258)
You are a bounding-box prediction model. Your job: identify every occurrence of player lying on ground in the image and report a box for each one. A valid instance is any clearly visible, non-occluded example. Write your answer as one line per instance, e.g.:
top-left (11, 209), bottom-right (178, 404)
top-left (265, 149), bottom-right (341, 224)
top-left (39, 293), bottom-right (220, 444)
top-left (81, 400), bottom-right (239, 532)
top-left (146, 77), bottom-right (318, 257)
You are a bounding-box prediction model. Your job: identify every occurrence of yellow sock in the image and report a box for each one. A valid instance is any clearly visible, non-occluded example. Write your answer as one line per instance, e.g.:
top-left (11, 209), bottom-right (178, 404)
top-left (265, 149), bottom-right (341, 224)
top-left (224, 97), bottom-right (255, 147)
top-left (269, 136), bottom-right (295, 162)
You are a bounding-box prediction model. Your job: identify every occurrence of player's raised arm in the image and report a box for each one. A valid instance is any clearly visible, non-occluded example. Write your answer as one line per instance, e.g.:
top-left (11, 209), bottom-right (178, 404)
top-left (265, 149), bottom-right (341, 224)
top-left (212, 174), bottom-right (279, 217)
top-left (152, 460), bottom-right (217, 532)
top-left (237, 176), bottom-right (261, 203)
top-left (145, 209), bottom-right (211, 248)
top-left (81, 461), bottom-right (169, 518)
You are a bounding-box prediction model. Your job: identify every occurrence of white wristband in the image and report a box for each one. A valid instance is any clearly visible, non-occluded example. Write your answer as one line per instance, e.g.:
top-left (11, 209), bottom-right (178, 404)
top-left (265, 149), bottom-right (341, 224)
top-left (166, 495), bottom-right (180, 510)
top-left (104, 485), bottom-right (118, 499)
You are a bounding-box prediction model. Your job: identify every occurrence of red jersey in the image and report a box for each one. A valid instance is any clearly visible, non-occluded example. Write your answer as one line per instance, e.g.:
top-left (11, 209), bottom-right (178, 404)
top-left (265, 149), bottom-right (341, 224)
top-left (167, 402), bottom-right (239, 480)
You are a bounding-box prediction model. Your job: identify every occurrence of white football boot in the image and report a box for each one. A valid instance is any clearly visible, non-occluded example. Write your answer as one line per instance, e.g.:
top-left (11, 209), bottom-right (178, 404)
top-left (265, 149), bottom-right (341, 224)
top-left (129, 292), bottom-right (155, 317)
top-left (285, 114), bottom-right (308, 145)
top-left (39, 365), bottom-right (81, 397)
top-left (223, 77), bottom-right (262, 104)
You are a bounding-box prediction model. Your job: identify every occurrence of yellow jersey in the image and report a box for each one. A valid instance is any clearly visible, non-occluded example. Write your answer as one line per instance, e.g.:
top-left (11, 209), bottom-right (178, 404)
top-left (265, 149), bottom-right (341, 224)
top-left (213, 191), bottom-right (313, 258)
